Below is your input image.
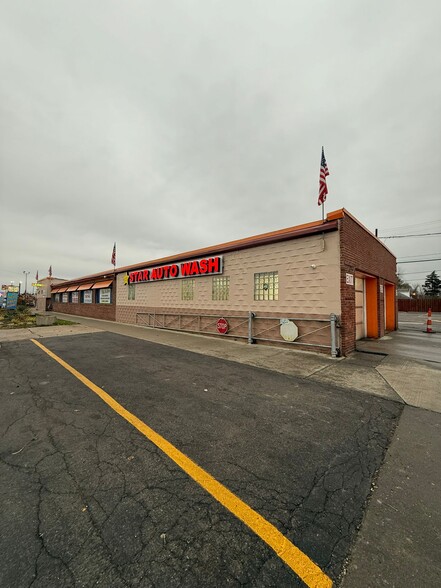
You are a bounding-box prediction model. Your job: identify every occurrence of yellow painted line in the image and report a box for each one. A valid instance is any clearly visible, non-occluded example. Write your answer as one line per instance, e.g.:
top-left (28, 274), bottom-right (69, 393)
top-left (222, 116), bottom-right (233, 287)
top-left (31, 338), bottom-right (332, 588)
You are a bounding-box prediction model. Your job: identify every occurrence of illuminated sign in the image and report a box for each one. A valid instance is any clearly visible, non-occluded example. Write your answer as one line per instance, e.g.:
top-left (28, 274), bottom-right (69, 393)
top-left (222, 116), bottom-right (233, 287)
top-left (124, 256), bottom-right (223, 285)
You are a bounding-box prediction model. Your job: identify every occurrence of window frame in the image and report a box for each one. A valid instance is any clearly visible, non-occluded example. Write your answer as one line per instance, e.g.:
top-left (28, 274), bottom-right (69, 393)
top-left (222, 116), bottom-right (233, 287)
top-left (181, 279), bottom-right (195, 301)
top-left (212, 276), bottom-right (230, 301)
top-left (254, 271), bottom-right (279, 301)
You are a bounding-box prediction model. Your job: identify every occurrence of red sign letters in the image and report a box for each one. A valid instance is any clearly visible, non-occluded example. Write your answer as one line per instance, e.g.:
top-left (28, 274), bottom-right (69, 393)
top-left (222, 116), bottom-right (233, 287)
top-left (127, 256), bottom-right (223, 284)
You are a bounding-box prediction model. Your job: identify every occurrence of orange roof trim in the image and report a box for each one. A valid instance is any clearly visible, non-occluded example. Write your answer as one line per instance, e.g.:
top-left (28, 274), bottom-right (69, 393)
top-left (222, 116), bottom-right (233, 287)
top-left (114, 217), bottom-right (339, 275)
top-left (326, 209), bottom-right (345, 221)
top-left (53, 208), bottom-right (393, 286)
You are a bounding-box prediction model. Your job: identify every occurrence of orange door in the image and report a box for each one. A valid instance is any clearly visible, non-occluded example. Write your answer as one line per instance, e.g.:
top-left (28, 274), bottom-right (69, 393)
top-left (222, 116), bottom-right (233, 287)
top-left (385, 283), bottom-right (396, 331)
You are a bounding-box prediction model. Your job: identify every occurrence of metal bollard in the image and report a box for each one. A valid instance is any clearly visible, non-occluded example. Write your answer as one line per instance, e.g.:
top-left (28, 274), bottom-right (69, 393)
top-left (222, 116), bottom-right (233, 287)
top-left (330, 313), bottom-right (338, 357)
top-left (248, 311), bottom-right (255, 344)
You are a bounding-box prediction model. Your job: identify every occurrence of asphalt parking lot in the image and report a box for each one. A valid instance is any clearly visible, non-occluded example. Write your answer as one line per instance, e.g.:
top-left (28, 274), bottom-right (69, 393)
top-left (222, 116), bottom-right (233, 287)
top-left (1, 331), bottom-right (403, 588)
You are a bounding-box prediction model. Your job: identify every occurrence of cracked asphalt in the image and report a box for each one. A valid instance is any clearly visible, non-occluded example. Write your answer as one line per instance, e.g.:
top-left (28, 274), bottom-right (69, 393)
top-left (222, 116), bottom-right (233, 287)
top-left (0, 332), bottom-right (402, 587)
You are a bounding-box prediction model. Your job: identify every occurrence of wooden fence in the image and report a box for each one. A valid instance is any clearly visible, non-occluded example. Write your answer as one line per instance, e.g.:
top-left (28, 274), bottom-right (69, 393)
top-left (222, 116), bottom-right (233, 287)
top-left (398, 298), bottom-right (441, 312)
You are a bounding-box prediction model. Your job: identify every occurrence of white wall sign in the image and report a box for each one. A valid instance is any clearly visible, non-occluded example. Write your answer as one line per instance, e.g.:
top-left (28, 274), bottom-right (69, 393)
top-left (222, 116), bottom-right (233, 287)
top-left (62, 293), bottom-right (68, 303)
top-left (346, 273), bottom-right (354, 286)
top-left (99, 288), bottom-right (111, 304)
top-left (83, 291), bottom-right (93, 304)
top-left (380, 284), bottom-right (384, 294)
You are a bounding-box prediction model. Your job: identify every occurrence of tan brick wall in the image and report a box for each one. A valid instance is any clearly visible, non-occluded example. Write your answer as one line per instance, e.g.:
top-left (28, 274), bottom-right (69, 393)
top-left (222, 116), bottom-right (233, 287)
top-left (116, 232), bottom-right (341, 316)
top-left (115, 232), bottom-right (340, 353)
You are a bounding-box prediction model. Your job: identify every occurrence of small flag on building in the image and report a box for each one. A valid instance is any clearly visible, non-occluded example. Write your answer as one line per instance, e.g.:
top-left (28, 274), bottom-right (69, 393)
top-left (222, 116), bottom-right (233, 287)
top-left (48, 265), bottom-right (52, 277)
top-left (111, 243), bottom-right (116, 267)
top-left (36, 270), bottom-right (39, 281)
top-left (318, 147), bottom-right (329, 206)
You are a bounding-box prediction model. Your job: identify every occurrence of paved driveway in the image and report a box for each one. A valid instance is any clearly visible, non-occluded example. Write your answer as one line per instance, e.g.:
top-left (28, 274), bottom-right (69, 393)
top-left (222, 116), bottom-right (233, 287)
top-left (398, 311), bottom-right (441, 332)
top-left (356, 312), bottom-right (441, 363)
top-left (0, 332), bottom-right (401, 587)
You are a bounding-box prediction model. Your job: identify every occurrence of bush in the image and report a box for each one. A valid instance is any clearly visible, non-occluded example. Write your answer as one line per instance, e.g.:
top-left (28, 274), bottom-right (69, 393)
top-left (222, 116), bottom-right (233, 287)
top-left (0, 307), bottom-right (35, 328)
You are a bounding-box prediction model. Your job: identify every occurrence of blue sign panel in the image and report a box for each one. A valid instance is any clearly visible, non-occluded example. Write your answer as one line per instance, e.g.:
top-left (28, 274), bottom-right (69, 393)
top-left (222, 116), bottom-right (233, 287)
top-left (6, 292), bottom-right (19, 310)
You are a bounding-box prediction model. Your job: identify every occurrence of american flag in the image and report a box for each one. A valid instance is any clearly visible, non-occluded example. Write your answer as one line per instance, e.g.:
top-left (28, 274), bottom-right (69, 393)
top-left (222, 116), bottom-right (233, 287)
top-left (48, 265), bottom-right (52, 277)
top-left (36, 270), bottom-right (39, 281)
top-left (111, 243), bottom-right (116, 266)
top-left (318, 147), bottom-right (329, 206)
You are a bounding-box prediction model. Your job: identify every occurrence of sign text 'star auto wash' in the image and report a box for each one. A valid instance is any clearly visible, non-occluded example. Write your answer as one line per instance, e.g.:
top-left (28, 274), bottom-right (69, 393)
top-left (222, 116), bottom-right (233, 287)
top-left (126, 256), bottom-right (223, 284)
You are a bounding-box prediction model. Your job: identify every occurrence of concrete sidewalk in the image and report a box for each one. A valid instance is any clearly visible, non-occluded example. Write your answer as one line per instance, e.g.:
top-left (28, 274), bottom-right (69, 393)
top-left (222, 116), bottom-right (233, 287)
top-left (1, 314), bottom-right (440, 587)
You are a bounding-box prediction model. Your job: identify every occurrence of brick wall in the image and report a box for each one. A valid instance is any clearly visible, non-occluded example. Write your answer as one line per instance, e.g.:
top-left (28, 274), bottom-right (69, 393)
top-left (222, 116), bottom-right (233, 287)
top-left (114, 232), bottom-right (341, 353)
top-left (116, 232), bottom-right (341, 316)
top-left (339, 214), bottom-right (396, 354)
top-left (53, 302), bottom-right (116, 321)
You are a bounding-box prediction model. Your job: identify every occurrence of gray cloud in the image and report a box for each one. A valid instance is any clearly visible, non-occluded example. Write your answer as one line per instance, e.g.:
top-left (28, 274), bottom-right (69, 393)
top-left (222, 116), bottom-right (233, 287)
top-left (1, 0), bottom-right (440, 290)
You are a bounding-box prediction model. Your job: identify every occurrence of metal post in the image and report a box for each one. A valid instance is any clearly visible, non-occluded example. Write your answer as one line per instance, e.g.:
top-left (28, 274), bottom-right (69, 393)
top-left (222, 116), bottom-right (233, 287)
top-left (23, 271), bottom-right (30, 295)
top-left (248, 311), bottom-right (255, 344)
top-left (330, 313), bottom-right (337, 358)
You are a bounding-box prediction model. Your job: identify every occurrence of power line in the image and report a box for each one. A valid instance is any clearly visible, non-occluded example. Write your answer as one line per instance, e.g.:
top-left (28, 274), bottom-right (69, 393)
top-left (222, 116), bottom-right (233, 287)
top-left (398, 253), bottom-right (441, 260)
top-left (378, 219), bottom-right (441, 232)
top-left (397, 258), bottom-right (441, 263)
top-left (400, 270), bottom-right (440, 276)
top-left (381, 232), bottom-right (441, 239)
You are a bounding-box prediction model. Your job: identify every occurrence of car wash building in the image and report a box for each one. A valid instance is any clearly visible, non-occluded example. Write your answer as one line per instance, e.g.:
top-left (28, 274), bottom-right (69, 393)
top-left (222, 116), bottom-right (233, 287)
top-left (51, 209), bottom-right (397, 356)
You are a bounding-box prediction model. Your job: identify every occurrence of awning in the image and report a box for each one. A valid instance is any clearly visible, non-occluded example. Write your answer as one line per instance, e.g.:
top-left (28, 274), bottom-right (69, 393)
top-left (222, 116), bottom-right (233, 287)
top-left (66, 285), bottom-right (79, 292)
top-left (51, 288), bottom-right (60, 293)
top-left (91, 280), bottom-right (113, 289)
top-left (57, 287), bottom-right (68, 293)
top-left (77, 283), bottom-right (94, 291)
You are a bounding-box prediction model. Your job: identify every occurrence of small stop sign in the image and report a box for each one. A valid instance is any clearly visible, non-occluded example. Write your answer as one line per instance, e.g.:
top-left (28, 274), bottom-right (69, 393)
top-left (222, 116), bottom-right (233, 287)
top-left (216, 318), bottom-right (229, 334)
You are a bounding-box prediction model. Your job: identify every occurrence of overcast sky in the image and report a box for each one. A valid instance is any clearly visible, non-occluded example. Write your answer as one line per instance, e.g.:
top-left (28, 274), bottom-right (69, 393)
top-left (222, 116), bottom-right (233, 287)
top-left (1, 0), bottom-right (440, 292)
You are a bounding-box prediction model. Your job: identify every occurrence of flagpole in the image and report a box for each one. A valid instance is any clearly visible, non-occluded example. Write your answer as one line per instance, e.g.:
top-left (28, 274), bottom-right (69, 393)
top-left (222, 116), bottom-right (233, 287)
top-left (111, 243), bottom-right (116, 291)
top-left (318, 146), bottom-right (329, 223)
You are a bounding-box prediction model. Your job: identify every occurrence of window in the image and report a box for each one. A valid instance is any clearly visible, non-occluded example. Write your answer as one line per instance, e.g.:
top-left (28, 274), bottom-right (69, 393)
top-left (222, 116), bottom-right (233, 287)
top-left (212, 276), bottom-right (230, 301)
top-left (128, 284), bottom-right (136, 300)
top-left (181, 279), bottom-right (195, 301)
top-left (254, 271), bottom-right (278, 301)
